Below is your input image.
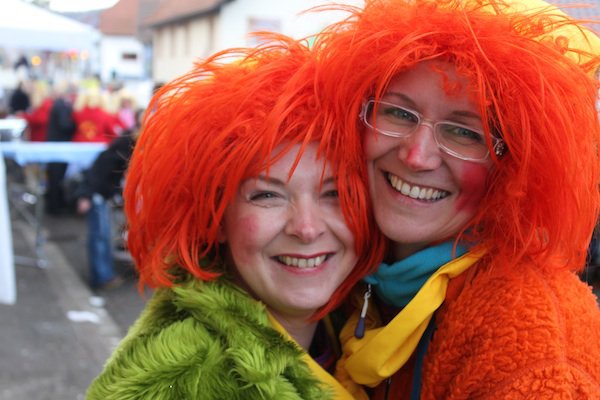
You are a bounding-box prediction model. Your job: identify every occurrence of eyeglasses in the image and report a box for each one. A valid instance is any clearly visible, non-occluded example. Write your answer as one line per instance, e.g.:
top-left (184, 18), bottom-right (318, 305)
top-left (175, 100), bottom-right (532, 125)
top-left (360, 99), bottom-right (506, 162)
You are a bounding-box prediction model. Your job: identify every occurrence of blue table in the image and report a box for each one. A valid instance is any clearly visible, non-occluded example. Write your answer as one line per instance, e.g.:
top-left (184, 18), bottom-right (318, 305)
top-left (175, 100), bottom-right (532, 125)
top-left (1, 141), bottom-right (107, 304)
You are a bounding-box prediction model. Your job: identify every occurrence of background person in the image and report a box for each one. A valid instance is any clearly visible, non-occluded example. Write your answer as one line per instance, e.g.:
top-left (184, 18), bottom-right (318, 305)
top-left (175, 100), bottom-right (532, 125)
top-left (75, 109), bottom-right (143, 291)
top-left (86, 35), bottom-right (384, 399)
top-left (313, 0), bottom-right (600, 398)
top-left (22, 80), bottom-right (52, 142)
top-left (8, 81), bottom-right (30, 115)
top-left (44, 81), bottom-right (76, 215)
top-left (109, 87), bottom-right (137, 132)
top-left (72, 87), bottom-right (122, 143)
top-left (14, 80), bottom-right (53, 195)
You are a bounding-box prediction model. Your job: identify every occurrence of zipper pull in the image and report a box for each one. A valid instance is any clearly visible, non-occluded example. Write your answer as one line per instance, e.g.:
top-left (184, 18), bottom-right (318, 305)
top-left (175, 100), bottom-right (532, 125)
top-left (354, 284), bottom-right (371, 339)
top-left (385, 377), bottom-right (392, 400)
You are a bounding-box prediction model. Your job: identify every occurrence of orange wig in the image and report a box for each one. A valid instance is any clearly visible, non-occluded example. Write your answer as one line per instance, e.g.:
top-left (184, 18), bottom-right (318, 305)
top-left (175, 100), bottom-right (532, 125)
top-left (313, 0), bottom-right (600, 272)
top-left (124, 34), bottom-right (385, 315)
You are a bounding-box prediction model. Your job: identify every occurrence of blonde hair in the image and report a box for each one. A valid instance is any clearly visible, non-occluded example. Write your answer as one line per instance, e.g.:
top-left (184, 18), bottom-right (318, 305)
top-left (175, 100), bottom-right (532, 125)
top-left (30, 80), bottom-right (50, 108)
top-left (73, 87), bottom-right (108, 111)
top-left (106, 87), bottom-right (137, 114)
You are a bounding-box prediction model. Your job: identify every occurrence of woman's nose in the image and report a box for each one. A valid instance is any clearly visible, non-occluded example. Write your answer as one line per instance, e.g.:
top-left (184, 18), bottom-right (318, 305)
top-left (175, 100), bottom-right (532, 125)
top-left (396, 124), bottom-right (443, 170)
top-left (285, 200), bottom-right (326, 243)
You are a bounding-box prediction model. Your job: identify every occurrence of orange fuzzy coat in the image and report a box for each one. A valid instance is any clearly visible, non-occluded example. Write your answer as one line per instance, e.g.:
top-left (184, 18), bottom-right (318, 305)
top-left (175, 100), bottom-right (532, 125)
top-left (361, 264), bottom-right (600, 399)
top-left (415, 265), bottom-right (600, 399)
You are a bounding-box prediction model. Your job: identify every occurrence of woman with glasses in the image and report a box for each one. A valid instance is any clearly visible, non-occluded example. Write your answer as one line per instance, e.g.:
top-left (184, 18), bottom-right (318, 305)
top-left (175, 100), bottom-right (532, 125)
top-left (85, 36), bottom-right (385, 399)
top-left (313, 0), bottom-right (600, 398)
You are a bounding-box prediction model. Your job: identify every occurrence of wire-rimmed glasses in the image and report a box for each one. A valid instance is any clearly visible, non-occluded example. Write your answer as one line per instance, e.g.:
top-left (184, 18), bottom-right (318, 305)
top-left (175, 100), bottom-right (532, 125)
top-left (360, 99), bottom-right (505, 162)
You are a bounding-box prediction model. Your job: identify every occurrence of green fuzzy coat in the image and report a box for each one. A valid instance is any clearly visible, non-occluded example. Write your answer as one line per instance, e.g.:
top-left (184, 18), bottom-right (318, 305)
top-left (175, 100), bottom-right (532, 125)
top-left (86, 278), bottom-right (333, 400)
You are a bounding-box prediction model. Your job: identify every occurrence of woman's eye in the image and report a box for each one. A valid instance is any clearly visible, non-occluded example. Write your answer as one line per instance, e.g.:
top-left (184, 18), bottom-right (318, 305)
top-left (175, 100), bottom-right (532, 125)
top-left (384, 106), bottom-right (418, 123)
top-left (249, 191), bottom-right (279, 201)
top-left (442, 124), bottom-right (484, 144)
top-left (322, 189), bottom-right (339, 198)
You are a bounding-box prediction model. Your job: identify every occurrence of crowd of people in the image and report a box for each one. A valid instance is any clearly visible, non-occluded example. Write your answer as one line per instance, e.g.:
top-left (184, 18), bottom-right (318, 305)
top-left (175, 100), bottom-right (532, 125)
top-left (6, 78), bottom-right (135, 145)
top-left (3, 77), bottom-right (145, 290)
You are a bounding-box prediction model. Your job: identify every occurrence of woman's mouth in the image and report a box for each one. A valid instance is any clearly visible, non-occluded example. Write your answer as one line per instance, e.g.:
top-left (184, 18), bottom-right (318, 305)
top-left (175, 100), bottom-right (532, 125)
top-left (386, 173), bottom-right (449, 201)
top-left (275, 254), bottom-right (330, 269)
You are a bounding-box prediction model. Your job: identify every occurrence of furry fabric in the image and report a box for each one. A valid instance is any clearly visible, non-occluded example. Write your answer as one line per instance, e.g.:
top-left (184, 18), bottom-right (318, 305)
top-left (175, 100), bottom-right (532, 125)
top-left (86, 279), bottom-right (332, 399)
top-left (421, 266), bottom-right (600, 399)
top-left (344, 264), bottom-right (600, 399)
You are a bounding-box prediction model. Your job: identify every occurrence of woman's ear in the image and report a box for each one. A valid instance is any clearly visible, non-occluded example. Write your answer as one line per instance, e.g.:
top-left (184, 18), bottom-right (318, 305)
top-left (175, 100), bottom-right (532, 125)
top-left (217, 224), bottom-right (227, 244)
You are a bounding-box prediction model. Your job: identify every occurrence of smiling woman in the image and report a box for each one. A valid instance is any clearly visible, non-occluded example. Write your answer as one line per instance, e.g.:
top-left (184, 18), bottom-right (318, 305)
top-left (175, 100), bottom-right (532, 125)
top-left (363, 61), bottom-right (494, 260)
top-left (222, 144), bottom-right (358, 347)
top-left (313, 0), bottom-right (600, 398)
top-left (85, 34), bottom-right (385, 400)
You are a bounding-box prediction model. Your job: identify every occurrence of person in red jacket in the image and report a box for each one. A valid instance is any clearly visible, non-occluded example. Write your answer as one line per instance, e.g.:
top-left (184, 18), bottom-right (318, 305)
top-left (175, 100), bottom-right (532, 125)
top-left (72, 87), bottom-right (122, 143)
top-left (22, 81), bottom-right (53, 142)
top-left (23, 97), bottom-right (52, 142)
top-left (314, 0), bottom-right (600, 398)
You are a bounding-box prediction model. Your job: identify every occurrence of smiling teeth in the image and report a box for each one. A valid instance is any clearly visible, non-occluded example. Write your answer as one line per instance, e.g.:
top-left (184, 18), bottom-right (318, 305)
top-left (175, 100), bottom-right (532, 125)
top-left (277, 255), bottom-right (327, 268)
top-left (387, 173), bottom-right (448, 200)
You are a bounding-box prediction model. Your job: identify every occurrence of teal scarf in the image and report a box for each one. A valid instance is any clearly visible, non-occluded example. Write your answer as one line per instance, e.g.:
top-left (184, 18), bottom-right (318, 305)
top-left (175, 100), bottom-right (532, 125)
top-left (364, 241), bottom-right (468, 307)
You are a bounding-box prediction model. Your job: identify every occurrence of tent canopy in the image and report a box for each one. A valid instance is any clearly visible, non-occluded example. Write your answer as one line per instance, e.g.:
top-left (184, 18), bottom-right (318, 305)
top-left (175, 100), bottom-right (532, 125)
top-left (0, 0), bottom-right (99, 52)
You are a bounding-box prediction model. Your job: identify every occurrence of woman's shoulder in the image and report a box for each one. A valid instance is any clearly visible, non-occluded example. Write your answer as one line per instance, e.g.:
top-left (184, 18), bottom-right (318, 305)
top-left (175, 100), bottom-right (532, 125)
top-left (425, 264), bottom-right (600, 398)
top-left (103, 279), bottom-right (272, 355)
top-left (449, 265), bottom-right (599, 321)
top-left (86, 279), bottom-right (328, 400)
top-left (85, 284), bottom-right (225, 399)
top-left (440, 264), bottom-right (600, 342)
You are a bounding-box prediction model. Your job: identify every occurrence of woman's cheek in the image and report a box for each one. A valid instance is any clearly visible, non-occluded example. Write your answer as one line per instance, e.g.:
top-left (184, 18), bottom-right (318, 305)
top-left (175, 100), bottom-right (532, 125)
top-left (455, 164), bottom-right (490, 212)
top-left (226, 214), bottom-right (261, 272)
top-left (237, 215), bottom-right (260, 237)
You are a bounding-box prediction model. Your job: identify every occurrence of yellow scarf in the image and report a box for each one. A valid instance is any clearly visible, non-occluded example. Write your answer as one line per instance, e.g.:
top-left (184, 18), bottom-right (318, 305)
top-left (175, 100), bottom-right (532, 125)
top-left (336, 251), bottom-right (482, 395)
top-left (267, 312), bottom-right (356, 400)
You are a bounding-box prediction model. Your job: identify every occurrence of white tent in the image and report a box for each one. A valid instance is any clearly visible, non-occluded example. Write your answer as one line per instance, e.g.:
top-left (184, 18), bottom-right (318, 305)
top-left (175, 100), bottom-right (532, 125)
top-left (0, 0), bottom-right (99, 52)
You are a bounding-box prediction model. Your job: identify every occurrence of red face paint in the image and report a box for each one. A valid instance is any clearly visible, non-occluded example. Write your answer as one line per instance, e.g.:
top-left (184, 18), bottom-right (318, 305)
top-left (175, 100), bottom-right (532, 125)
top-left (455, 163), bottom-right (490, 212)
top-left (238, 215), bottom-right (259, 237)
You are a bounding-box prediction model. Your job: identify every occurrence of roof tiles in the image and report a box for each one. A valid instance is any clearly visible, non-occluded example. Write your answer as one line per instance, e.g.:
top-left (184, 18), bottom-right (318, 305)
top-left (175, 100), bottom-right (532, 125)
top-left (99, 0), bottom-right (140, 35)
top-left (144, 0), bottom-right (230, 27)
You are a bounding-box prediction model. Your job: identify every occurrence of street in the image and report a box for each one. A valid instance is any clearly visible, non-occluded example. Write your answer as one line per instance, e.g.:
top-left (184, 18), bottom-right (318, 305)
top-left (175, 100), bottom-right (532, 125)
top-left (0, 205), bottom-right (148, 400)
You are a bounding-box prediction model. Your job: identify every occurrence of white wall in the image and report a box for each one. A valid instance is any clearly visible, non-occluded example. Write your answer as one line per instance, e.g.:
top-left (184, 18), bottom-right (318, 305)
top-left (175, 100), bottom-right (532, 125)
top-left (216, 0), bottom-right (364, 49)
top-left (99, 35), bottom-right (145, 83)
top-left (152, 16), bottom-right (217, 84)
top-left (152, 0), bottom-right (364, 83)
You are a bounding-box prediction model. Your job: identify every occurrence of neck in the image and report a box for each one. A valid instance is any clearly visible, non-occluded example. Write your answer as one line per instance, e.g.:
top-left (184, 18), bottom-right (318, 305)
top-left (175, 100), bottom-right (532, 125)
top-left (390, 242), bottom-right (428, 262)
top-left (227, 268), bottom-right (319, 350)
top-left (268, 309), bottom-right (318, 351)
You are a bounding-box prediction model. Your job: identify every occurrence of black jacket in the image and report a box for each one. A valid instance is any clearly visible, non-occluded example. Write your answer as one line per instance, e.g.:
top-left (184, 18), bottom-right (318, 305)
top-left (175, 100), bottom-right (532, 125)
top-left (47, 98), bottom-right (76, 142)
top-left (77, 134), bottom-right (136, 200)
top-left (9, 87), bottom-right (30, 114)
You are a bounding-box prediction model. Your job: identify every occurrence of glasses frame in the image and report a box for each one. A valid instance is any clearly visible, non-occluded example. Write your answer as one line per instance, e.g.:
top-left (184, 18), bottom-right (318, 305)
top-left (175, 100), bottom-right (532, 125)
top-left (360, 98), bottom-right (506, 163)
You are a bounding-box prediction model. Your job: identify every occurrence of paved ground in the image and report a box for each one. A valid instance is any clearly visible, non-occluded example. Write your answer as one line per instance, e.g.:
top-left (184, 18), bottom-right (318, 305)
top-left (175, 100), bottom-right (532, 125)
top-left (43, 211), bottom-right (150, 332)
top-left (0, 206), bottom-right (149, 400)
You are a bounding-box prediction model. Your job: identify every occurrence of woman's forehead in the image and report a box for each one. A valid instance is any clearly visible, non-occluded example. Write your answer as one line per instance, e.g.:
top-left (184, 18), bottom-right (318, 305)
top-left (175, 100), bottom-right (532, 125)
top-left (383, 61), bottom-right (481, 115)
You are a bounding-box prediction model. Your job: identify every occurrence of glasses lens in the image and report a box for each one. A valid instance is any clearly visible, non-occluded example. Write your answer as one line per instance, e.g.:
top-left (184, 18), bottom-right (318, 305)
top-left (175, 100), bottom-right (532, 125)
top-left (362, 100), bottom-right (493, 161)
top-left (435, 123), bottom-right (489, 160)
top-left (367, 101), bottom-right (418, 137)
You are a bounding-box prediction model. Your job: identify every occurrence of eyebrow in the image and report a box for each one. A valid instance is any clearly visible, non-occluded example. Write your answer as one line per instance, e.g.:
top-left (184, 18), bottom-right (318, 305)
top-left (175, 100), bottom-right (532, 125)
top-left (254, 174), bottom-right (337, 186)
top-left (255, 175), bottom-right (285, 187)
top-left (383, 91), bottom-right (481, 121)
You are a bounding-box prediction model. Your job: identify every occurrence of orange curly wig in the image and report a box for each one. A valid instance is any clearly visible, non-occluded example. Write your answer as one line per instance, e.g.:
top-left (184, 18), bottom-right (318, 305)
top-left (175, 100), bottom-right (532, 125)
top-left (313, 0), bottom-right (600, 272)
top-left (124, 34), bottom-right (385, 315)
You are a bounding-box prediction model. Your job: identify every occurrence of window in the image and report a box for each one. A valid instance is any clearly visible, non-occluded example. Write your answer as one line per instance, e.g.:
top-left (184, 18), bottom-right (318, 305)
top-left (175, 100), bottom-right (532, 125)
top-left (122, 53), bottom-right (138, 61)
